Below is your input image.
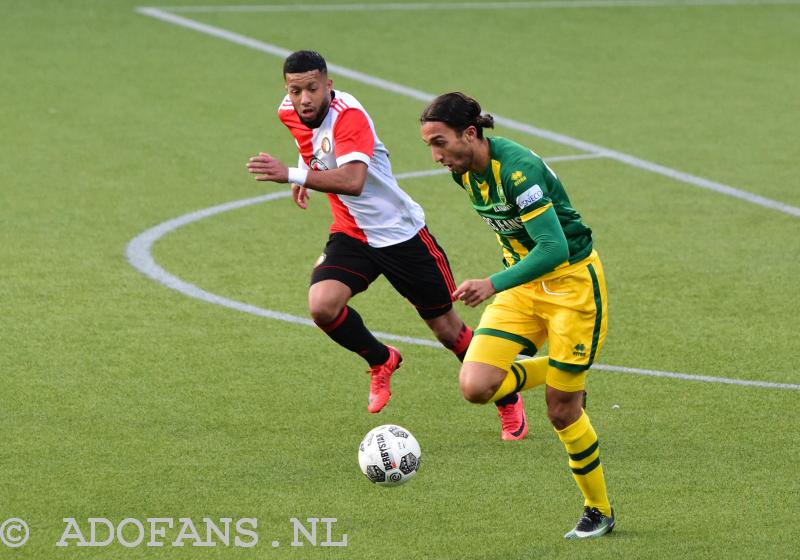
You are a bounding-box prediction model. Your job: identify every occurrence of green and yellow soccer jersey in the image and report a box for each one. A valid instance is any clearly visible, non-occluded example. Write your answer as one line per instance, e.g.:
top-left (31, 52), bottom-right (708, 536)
top-left (452, 136), bottom-right (593, 288)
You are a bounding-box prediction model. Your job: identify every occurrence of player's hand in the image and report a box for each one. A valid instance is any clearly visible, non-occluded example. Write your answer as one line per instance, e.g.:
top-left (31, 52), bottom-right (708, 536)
top-left (246, 152), bottom-right (289, 183)
top-left (452, 278), bottom-right (496, 307)
top-left (292, 183), bottom-right (310, 209)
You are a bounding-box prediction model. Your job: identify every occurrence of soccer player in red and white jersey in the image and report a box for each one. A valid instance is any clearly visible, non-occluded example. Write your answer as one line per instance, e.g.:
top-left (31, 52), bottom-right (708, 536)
top-left (247, 51), bottom-right (522, 430)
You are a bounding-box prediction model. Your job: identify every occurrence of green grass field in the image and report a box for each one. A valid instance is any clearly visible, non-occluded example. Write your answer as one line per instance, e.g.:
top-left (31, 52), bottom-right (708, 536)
top-left (3, 1), bottom-right (799, 558)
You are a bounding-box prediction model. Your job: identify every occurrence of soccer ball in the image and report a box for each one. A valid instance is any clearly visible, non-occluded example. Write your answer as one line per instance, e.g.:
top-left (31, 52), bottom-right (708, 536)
top-left (358, 424), bottom-right (421, 486)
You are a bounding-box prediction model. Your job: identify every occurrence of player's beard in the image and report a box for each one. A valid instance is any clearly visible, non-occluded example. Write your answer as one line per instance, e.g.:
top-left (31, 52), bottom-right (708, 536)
top-left (447, 152), bottom-right (471, 175)
top-left (298, 96), bottom-right (331, 129)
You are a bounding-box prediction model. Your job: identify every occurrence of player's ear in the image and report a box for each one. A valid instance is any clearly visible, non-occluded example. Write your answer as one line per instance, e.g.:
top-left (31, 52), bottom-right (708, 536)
top-left (464, 125), bottom-right (478, 143)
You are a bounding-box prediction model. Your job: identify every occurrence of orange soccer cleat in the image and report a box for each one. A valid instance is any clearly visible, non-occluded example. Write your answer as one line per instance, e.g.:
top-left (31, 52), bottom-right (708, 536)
top-left (367, 346), bottom-right (403, 413)
top-left (497, 394), bottom-right (528, 441)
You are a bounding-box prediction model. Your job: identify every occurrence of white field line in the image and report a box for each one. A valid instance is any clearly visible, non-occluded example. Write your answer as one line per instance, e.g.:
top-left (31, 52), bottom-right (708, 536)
top-left (125, 167), bottom-right (800, 392)
top-left (591, 364), bottom-right (800, 390)
top-left (156, 0), bottom-right (800, 14)
top-left (135, 7), bottom-right (800, 218)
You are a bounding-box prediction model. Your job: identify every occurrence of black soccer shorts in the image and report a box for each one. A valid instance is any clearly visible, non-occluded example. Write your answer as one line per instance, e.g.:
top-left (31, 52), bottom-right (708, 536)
top-left (310, 227), bottom-right (457, 319)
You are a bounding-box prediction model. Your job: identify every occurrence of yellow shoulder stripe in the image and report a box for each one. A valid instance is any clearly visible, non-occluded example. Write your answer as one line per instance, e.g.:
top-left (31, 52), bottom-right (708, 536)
top-left (520, 202), bottom-right (553, 223)
top-left (491, 159), bottom-right (502, 186)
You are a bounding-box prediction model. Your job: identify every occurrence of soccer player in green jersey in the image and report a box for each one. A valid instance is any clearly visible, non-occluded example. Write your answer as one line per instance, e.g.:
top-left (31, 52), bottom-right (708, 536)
top-left (420, 92), bottom-right (615, 539)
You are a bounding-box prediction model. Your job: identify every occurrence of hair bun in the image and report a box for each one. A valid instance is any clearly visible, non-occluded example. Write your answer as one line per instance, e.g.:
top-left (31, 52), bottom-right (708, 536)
top-left (476, 113), bottom-right (495, 129)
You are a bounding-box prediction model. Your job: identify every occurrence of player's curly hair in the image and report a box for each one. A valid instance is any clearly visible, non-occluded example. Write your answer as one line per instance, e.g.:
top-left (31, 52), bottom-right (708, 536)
top-left (420, 92), bottom-right (494, 139)
top-left (283, 50), bottom-right (327, 76)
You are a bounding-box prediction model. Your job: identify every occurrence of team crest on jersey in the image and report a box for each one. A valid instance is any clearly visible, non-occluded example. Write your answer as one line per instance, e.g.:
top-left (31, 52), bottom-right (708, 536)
top-left (309, 156), bottom-right (329, 171)
top-left (321, 137), bottom-right (331, 153)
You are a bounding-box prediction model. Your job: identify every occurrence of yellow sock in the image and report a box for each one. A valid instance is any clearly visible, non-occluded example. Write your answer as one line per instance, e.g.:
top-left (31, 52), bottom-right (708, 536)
top-left (489, 357), bottom-right (548, 403)
top-left (556, 410), bottom-right (612, 516)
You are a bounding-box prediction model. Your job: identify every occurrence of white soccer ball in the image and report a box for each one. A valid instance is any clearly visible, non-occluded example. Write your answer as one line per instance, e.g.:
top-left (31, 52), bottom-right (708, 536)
top-left (358, 424), bottom-right (421, 486)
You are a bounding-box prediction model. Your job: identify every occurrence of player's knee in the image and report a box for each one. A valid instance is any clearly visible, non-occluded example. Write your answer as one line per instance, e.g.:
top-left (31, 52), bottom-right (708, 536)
top-left (459, 372), bottom-right (494, 404)
top-left (546, 399), bottom-right (582, 430)
top-left (547, 406), bottom-right (568, 429)
top-left (309, 301), bottom-right (343, 326)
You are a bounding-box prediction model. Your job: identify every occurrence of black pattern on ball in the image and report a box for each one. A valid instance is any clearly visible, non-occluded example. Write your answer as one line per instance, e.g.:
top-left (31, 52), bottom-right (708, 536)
top-left (399, 452), bottom-right (418, 474)
top-left (388, 427), bottom-right (409, 438)
top-left (365, 465), bottom-right (386, 483)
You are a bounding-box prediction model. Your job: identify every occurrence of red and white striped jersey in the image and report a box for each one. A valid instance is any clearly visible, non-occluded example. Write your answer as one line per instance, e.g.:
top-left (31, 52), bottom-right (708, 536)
top-left (278, 90), bottom-right (426, 248)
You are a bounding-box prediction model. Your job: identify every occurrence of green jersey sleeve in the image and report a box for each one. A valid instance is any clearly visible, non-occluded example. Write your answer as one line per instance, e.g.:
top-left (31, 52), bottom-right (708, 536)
top-left (502, 155), bottom-right (553, 219)
top-left (489, 206), bottom-right (569, 291)
top-left (488, 148), bottom-right (570, 291)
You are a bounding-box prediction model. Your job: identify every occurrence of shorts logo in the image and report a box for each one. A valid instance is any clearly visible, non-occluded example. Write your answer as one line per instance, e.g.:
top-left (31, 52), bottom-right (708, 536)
top-left (321, 137), bottom-right (331, 153)
top-left (314, 252), bottom-right (327, 267)
top-left (515, 184), bottom-right (543, 209)
top-left (511, 170), bottom-right (527, 186)
top-left (573, 343), bottom-right (587, 358)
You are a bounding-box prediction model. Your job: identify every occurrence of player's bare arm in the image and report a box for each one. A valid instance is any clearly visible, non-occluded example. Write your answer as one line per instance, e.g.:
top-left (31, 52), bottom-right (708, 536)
top-left (247, 152), bottom-right (367, 196)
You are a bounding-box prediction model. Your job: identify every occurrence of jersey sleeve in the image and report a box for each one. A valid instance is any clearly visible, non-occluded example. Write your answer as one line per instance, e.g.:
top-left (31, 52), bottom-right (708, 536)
top-left (332, 108), bottom-right (375, 167)
top-left (489, 206), bottom-right (569, 291)
top-left (503, 156), bottom-right (554, 223)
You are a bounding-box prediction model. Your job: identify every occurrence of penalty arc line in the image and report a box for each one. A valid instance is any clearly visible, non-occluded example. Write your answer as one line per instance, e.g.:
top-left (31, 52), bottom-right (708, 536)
top-left (124, 169), bottom-right (800, 392)
top-left (135, 6), bottom-right (800, 218)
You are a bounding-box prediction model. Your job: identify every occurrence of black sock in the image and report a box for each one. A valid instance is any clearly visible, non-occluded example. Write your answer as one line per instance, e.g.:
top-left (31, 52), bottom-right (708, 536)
top-left (317, 306), bottom-right (389, 366)
top-left (495, 392), bottom-right (519, 407)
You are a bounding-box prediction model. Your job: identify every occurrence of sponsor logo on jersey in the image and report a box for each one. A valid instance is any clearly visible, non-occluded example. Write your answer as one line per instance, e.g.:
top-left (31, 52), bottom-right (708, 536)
top-left (493, 204), bottom-right (513, 212)
top-left (480, 215), bottom-right (523, 233)
top-left (516, 184), bottom-right (544, 209)
top-left (511, 170), bottom-right (527, 186)
top-left (321, 137), bottom-right (331, 153)
top-left (309, 156), bottom-right (329, 171)
top-left (573, 343), bottom-right (587, 358)
top-left (314, 252), bottom-right (327, 267)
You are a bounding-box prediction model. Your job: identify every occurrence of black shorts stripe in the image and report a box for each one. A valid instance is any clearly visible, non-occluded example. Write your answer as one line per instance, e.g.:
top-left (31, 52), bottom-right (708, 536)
top-left (587, 263), bottom-right (603, 367)
top-left (418, 227), bottom-right (456, 294)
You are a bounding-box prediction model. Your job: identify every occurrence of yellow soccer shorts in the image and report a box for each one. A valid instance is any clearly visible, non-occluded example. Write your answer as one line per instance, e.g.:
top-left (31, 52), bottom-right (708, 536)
top-left (464, 251), bottom-right (608, 392)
